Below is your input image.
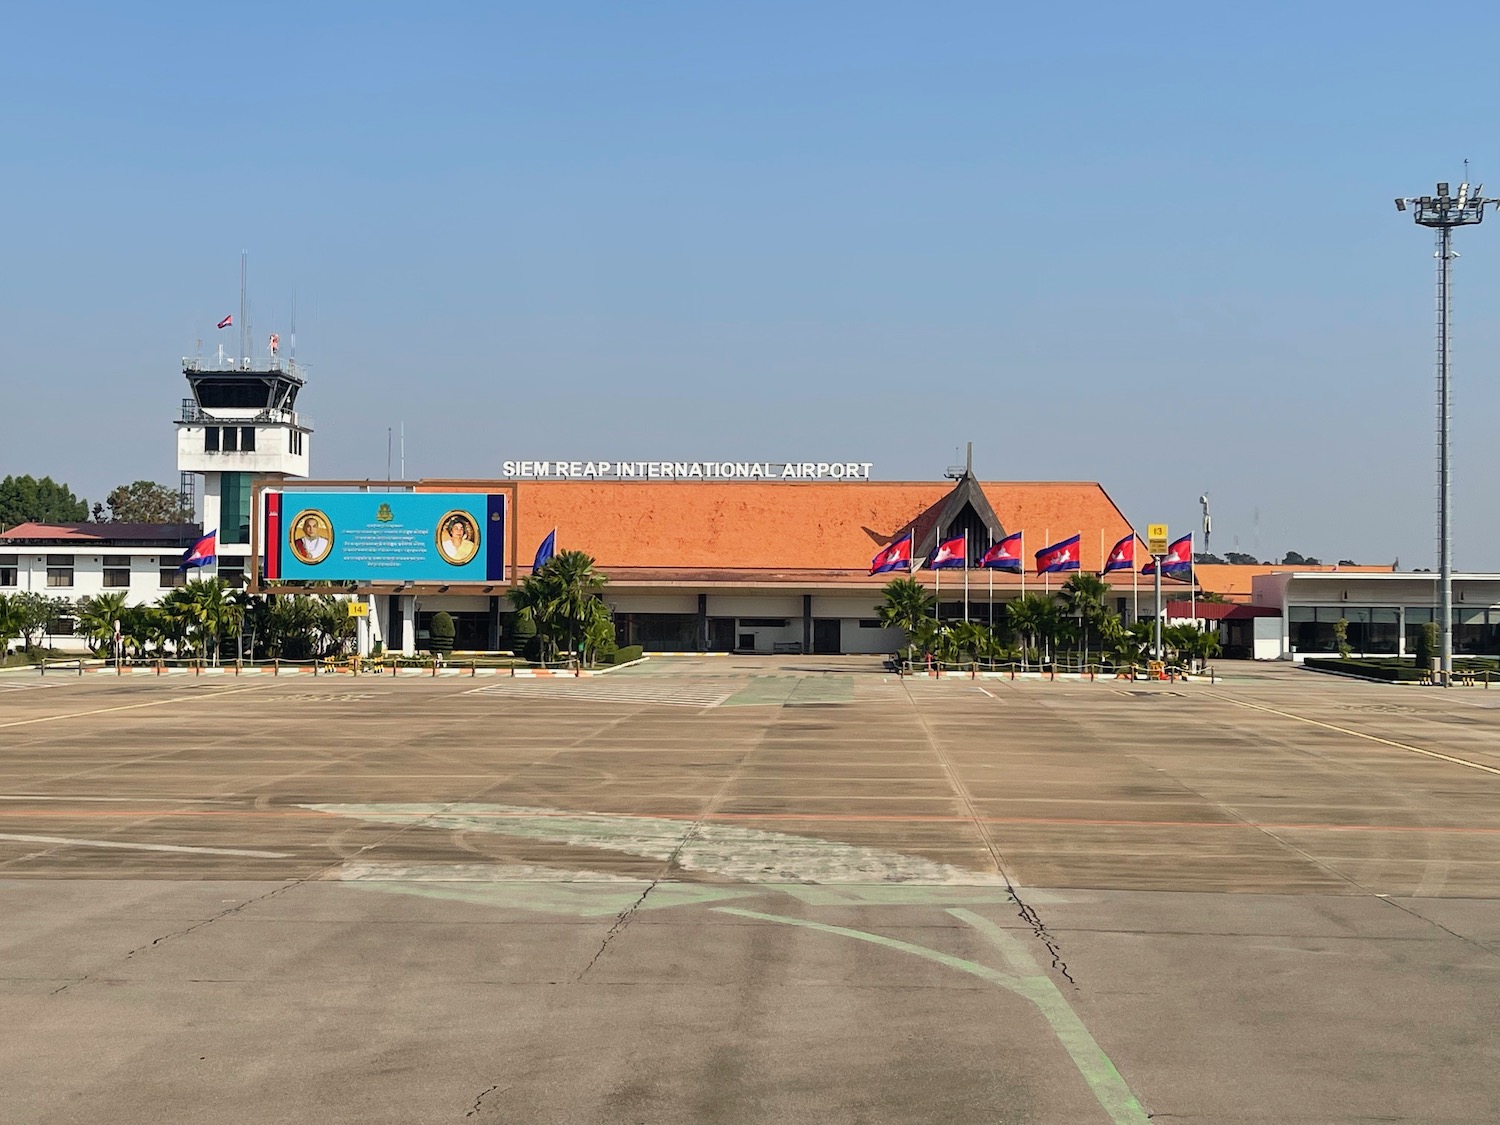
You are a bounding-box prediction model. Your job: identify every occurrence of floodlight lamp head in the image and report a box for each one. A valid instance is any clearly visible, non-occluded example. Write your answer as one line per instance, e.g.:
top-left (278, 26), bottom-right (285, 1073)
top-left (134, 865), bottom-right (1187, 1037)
top-left (1437, 182), bottom-right (1450, 197)
top-left (1395, 197), bottom-right (1408, 212)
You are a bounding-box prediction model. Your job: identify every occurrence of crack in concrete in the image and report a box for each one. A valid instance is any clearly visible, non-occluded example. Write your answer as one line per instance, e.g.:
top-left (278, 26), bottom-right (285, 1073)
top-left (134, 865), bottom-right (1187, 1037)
top-left (464, 1082), bottom-right (504, 1118)
top-left (1013, 891), bottom-right (1075, 985)
top-left (903, 678), bottom-right (1077, 987)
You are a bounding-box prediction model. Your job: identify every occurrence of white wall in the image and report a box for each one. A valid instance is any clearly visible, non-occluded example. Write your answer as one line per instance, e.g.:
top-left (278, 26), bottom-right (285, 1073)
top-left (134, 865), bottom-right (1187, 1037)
top-left (1252, 616), bottom-right (1282, 660)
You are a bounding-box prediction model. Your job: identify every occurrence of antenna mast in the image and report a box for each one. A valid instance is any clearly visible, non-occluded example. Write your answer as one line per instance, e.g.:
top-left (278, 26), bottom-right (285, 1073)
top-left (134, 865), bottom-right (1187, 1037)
top-left (239, 251), bottom-right (248, 368)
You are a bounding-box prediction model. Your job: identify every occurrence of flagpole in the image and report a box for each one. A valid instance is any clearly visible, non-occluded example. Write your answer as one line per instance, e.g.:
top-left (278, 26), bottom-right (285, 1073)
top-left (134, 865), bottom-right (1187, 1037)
top-left (1020, 530), bottom-right (1025, 599)
top-left (963, 530), bottom-right (969, 624)
top-left (1190, 534), bottom-right (1196, 631)
top-left (1133, 530), bottom-right (1139, 625)
top-left (987, 529), bottom-right (993, 632)
top-left (1044, 527), bottom-right (1050, 596)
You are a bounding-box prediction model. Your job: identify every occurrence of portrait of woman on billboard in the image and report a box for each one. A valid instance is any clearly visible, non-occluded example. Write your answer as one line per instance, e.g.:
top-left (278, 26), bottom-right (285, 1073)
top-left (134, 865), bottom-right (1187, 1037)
top-left (437, 511), bottom-right (480, 565)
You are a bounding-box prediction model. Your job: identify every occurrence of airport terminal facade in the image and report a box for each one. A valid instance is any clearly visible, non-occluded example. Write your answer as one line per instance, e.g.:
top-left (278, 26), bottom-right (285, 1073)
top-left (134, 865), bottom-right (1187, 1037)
top-left (6, 358), bottom-right (1500, 660)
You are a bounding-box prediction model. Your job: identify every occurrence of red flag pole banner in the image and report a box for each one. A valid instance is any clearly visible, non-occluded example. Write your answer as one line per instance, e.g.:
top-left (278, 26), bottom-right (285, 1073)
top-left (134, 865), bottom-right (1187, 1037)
top-left (868, 532), bottom-right (913, 576)
top-left (1035, 533), bottom-right (1082, 576)
top-left (217, 314), bottom-right (233, 330)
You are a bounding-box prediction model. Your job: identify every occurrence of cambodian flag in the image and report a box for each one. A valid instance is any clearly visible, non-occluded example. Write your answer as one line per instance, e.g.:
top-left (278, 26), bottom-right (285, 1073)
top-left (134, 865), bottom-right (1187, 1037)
top-left (1035, 533), bottom-right (1081, 574)
top-left (177, 530), bottom-right (217, 570)
top-left (1142, 534), bottom-right (1192, 576)
top-left (869, 532), bottom-right (913, 575)
top-left (980, 531), bottom-right (1023, 572)
top-left (1102, 533), bottom-right (1135, 574)
top-left (927, 535), bottom-right (967, 569)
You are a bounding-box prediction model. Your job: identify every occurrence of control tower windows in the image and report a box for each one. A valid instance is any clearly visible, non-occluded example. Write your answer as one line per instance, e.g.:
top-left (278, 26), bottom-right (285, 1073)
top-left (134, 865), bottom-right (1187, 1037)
top-left (221, 473), bottom-right (252, 545)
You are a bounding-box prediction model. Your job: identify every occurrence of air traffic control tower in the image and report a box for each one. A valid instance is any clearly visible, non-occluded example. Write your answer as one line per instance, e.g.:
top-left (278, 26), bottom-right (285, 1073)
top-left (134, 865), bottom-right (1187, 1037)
top-left (176, 339), bottom-right (312, 585)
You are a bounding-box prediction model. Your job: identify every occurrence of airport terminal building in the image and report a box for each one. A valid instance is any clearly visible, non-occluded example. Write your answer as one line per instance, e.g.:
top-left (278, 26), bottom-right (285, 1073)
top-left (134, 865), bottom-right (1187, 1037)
top-left (7, 357), bottom-right (1500, 661)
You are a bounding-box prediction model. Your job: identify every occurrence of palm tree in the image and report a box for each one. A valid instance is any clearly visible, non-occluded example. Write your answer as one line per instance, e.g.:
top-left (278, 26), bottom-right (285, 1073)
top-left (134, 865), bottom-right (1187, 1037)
top-left (180, 578), bottom-right (242, 665)
top-left (509, 552), bottom-right (609, 663)
top-left (878, 577), bottom-right (936, 659)
top-left (1004, 593), bottom-right (1061, 667)
top-left (1058, 573), bottom-right (1112, 667)
top-left (74, 591), bottom-right (130, 657)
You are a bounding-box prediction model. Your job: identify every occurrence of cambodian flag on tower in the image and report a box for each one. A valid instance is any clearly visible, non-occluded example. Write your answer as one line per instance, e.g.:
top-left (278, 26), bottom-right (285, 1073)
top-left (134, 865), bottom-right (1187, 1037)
top-left (177, 530), bottom-right (217, 571)
top-left (1102, 533), bottom-right (1135, 574)
top-left (927, 535), bottom-right (967, 569)
top-left (1035, 533), bottom-right (1081, 574)
top-left (980, 531), bottom-right (1023, 572)
top-left (1142, 534), bottom-right (1193, 576)
top-left (869, 532), bottom-right (913, 575)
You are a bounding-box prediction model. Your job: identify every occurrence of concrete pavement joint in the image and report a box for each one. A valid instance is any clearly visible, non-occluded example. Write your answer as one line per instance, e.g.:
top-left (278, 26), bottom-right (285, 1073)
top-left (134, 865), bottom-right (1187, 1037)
top-left (905, 677), bottom-right (1077, 985)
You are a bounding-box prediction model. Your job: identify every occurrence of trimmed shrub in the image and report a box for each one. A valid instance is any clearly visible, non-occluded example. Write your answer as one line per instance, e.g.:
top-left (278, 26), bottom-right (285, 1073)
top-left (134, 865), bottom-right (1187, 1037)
top-left (1414, 622), bottom-right (1436, 668)
top-left (609, 645), bottom-right (644, 665)
top-left (428, 611), bottom-right (455, 655)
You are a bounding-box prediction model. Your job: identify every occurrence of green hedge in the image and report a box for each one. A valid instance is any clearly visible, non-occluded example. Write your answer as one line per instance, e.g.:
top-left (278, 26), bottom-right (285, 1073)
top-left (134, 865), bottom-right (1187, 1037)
top-left (609, 645), bottom-right (644, 665)
top-left (1304, 658), bottom-right (1427, 682)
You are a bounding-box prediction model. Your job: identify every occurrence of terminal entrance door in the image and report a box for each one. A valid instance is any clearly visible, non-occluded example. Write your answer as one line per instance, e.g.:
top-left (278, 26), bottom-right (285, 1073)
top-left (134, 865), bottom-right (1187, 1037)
top-left (813, 619), bottom-right (841, 654)
top-left (708, 618), bottom-right (735, 652)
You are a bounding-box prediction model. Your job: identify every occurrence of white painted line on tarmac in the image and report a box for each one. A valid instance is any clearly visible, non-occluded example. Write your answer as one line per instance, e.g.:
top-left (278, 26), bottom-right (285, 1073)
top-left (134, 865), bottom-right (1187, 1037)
top-left (0, 683), bottom-right (275, 730)
top-left (1210, 693), bottom-right (1500, 777)
top-left (976, 686), bottom-right (996, 698)
top-left (0, 832), bottom-right (291, 858)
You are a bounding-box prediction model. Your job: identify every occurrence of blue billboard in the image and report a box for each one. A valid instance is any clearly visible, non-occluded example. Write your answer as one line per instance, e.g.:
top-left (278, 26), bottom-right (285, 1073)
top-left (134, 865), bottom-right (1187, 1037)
top-left (265, 491), bottom-right (507, 583)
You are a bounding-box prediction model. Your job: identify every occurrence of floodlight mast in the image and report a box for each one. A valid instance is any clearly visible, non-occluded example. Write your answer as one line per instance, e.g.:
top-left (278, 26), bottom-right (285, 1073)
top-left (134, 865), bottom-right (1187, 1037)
top-left (1395, 181), bottom-right (1497, 686)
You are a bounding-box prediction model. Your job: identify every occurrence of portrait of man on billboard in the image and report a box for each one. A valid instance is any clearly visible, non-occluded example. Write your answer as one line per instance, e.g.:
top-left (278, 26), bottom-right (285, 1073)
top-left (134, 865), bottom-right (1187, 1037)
top-left (290, 510), bottom-right (333, 565)
top-left (437, 511), bottom-right (480, 565)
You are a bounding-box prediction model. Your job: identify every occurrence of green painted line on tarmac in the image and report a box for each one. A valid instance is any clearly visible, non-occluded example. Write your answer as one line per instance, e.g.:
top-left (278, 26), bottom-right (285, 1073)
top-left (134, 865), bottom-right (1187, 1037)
top-left (950, 908), bottom-right (1150, 1125)
top-left (716, 905), bottom-right (1149, 1125)
top-left (771, 884), bottom-right (1018, 907)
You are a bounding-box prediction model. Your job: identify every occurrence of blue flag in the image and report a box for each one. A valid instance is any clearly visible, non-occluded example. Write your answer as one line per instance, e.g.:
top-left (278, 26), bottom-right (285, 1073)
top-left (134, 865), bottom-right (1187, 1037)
top-left (532, 528), bottom-right (556, 572)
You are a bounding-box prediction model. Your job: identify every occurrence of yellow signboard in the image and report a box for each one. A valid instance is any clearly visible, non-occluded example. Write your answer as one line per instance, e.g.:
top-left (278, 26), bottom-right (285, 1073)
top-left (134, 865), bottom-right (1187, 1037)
top-left (1146, 523), bottom-right (1169, 555)
top-left (346, 601), bottom-right (369, 618)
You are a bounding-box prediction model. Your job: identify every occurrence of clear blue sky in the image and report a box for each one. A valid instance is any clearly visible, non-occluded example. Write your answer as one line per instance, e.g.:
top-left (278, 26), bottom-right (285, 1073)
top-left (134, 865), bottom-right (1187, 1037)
top-left (3, 1), bottom-right (1497, 566)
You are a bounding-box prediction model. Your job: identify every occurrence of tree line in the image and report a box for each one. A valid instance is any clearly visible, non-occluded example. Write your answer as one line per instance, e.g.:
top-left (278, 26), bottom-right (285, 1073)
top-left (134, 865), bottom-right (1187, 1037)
top-left (878, 573), bottom-right (1220, 669)
top-left (0, 582), bottom-right (355, 664)
top-left (0, 475), bottom-right (191, 530)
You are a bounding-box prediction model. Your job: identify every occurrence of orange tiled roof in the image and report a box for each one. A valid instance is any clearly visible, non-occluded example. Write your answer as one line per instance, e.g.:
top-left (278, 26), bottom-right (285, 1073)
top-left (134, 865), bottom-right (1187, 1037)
top-left (423, 479), bottom-right (1139, 576)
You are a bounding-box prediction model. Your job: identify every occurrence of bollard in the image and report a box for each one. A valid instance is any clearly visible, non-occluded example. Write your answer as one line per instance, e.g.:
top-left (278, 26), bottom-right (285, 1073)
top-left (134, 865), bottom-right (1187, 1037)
top-left (78, 660), bottom-right (83, 677)
top-left (273, 658), bottom-right (279, 676)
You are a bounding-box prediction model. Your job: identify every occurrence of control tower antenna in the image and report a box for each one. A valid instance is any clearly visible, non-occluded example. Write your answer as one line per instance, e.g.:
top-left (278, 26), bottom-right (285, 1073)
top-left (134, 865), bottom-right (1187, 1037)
top-left (239, 251), bottom-right (249, 369)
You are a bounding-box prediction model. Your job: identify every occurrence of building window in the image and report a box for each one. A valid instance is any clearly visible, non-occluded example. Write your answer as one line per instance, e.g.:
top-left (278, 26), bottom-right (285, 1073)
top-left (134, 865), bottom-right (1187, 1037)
top-left (159, 566), bottom-right (186, 588)
top-left (222, 426), bottom-right (238, 452)
top-left (859, 619), bottom-right (884, 629)
top-left (46, 615), bottom-right (75, 637)
top-left (103, 555), bottom-right (132, 588)
top-left (218, 557), bottom-right (246, 588)
top-left (204, 426), bottom-right (220, 452)
top-left (740, 618), bottom-right (791, 628)
top-left (46, 554), bottom-right (73, 588)
top-left (221, 472), bottom-right (252, 545)
top-left (241, 426), bottom-right (256, 452)
top-left (0, 554), bottom-right (16, 586)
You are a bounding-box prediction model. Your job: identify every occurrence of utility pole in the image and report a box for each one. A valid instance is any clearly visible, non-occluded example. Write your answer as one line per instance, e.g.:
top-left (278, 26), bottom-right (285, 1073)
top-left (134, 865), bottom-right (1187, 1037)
top-left (1395, 180), bottom-right (1496, 686)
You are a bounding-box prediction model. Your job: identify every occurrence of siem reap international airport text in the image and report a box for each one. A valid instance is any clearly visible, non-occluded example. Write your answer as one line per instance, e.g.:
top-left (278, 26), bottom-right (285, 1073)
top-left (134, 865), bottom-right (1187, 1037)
top-left (500, 460), bottom-right (876, 480)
